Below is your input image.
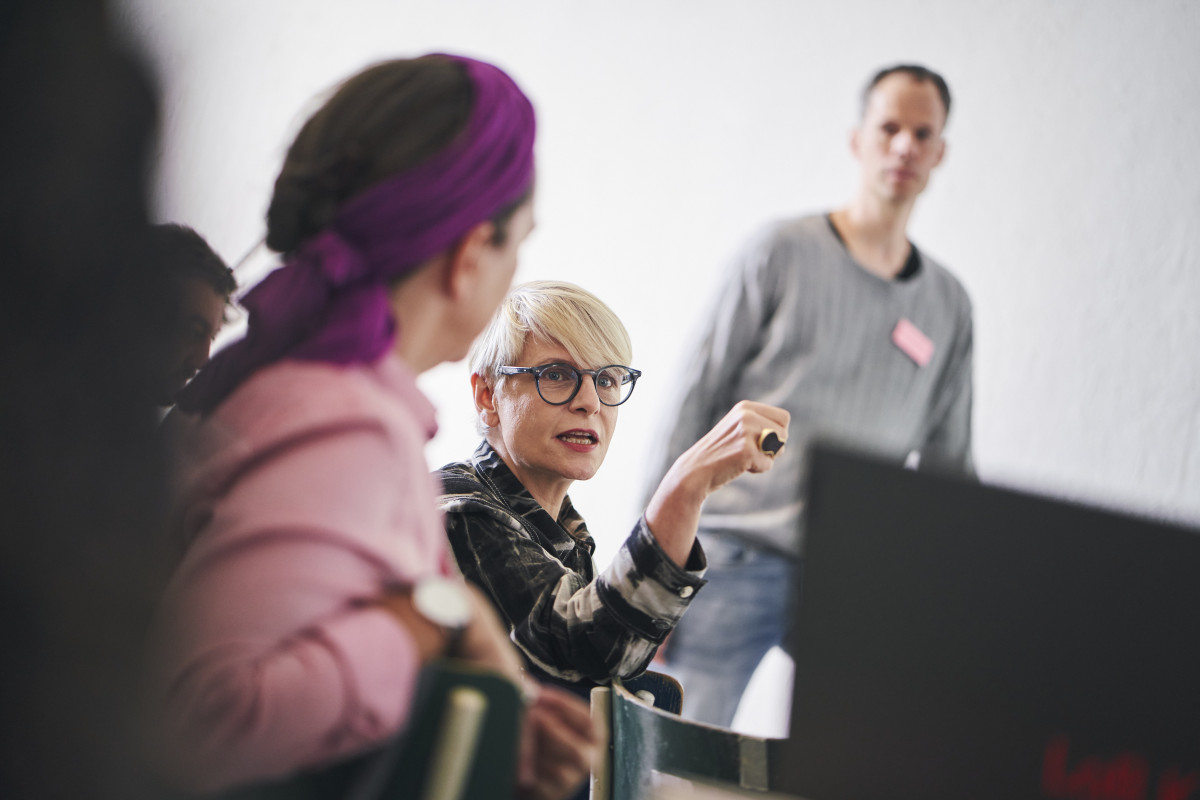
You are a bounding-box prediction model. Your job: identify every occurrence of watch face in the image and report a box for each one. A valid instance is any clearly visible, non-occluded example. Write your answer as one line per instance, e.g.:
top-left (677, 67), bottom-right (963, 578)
top-left (414, 576), bottom-right (473, 630)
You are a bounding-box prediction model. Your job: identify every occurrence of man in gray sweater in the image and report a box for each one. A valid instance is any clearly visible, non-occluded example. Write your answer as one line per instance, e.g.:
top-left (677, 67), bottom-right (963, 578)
top-left (645, 64), bottom-right (975, 727)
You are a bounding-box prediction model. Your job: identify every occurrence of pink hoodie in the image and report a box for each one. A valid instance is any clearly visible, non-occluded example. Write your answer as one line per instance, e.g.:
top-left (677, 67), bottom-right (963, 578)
top-left (150, 354), bottom-right (453, 792)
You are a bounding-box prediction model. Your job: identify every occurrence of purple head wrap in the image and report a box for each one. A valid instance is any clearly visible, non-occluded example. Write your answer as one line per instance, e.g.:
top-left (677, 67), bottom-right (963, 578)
top-left (177, 54), bottom-right (536, 414)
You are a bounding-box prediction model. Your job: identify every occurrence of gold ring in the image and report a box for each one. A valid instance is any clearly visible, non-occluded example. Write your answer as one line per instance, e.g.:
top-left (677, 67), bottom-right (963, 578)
top-left (758, 429), bottom-right (784, 457)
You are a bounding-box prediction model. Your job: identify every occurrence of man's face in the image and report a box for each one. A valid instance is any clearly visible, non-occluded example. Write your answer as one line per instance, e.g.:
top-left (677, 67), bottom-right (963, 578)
top-left (852, 73), bottom-right (947, 204)
top-left (161, 277), bottom-right (227, 405)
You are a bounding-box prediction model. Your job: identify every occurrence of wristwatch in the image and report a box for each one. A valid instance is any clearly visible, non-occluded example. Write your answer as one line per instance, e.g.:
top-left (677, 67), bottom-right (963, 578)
top-left (412, 575), bottom-right (473, 657)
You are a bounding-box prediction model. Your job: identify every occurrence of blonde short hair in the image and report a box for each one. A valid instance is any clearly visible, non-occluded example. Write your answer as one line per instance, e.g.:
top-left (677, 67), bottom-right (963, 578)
top-left (469, 280), bottom-right (633, 378)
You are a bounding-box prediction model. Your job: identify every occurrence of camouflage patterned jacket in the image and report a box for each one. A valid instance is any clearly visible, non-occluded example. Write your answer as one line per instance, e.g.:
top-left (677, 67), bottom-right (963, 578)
top-left (435, 441), bottom-right (706, 686)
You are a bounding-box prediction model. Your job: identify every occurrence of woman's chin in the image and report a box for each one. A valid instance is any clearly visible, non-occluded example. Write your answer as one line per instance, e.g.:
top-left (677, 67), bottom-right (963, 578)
top-left (555, 460), bottom-right (602, 484)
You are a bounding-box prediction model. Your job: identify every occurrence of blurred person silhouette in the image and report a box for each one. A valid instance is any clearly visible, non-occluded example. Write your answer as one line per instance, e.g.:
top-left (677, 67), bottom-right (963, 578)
top-left (0, 0), bottom-right (166, 798)
top-left (146, 223), bottom-right (237, 409)
top-left (644, 64), bottom-right (975, 728)
top-left (147, 54), bottom-right (596, 800)
top-left (436, 280), bottom-right (788, 695)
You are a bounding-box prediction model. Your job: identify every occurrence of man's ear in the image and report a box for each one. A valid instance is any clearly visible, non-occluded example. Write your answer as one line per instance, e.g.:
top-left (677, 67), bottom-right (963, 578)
top-left (445, 220), bottom-right (498, 300)
top-left (932, 137), bottom-right (947, 169)
top-left (471, 371), bottom-right (501, 428)
top-left (848, 126), bottom-right (862, 160)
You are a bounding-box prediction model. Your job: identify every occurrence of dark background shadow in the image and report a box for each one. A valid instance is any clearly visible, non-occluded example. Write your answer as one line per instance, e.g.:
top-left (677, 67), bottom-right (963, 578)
top-left (0, 1), bottom-right (168, 797)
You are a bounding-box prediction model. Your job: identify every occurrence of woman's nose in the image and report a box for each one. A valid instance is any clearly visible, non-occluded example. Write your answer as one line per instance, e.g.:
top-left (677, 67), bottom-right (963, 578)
top-left (570, 374), bottom-right (602, 412)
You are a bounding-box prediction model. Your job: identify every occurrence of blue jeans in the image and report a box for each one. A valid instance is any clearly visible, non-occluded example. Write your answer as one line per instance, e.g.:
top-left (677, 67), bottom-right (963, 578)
top-left (661, 533), bottom-right (798, 728)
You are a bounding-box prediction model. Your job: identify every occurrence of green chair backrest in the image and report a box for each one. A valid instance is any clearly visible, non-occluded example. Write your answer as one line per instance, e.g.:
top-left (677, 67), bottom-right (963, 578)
top-left (605, 678), bottom-right (779, 800)
top-left (211, 659), bottom-right (522, 800)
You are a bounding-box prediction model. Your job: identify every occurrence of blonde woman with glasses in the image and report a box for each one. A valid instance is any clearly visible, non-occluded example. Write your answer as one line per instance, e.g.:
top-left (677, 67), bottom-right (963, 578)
top-left (436, 280), bottom-right (789, 694)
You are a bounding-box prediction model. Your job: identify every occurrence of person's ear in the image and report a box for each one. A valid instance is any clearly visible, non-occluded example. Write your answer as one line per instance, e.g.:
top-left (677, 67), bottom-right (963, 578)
top-left (445, 220), bottom-right (498, 300)
top-left (849, 126), bottom-right (862, 160)
top-left (932, 137), bottom-right (947, 169)
top-left (471, 371), bottom-right (501, 428)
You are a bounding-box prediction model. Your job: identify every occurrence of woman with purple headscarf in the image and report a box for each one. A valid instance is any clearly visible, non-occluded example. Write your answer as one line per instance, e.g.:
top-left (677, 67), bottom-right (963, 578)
top-left (149, 55), bottom-right (595, 798)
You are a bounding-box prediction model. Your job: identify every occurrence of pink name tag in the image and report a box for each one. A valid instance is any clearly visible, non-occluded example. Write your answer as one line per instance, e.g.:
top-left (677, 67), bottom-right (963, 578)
top-left (892, 318), bottom-right (934, 367)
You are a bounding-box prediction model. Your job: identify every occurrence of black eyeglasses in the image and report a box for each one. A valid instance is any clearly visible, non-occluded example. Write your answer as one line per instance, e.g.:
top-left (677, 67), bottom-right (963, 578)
top-left (496, 362), bottom-right (642, 407)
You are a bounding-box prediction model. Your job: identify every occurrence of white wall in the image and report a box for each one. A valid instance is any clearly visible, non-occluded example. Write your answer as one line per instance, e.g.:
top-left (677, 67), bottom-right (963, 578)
top-left (118, 0), bottom-right (1200, 732)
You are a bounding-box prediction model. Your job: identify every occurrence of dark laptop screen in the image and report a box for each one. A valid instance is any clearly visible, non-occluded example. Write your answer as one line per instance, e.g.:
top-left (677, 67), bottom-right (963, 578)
top-left (774, 445), bottom-right (1200, 800)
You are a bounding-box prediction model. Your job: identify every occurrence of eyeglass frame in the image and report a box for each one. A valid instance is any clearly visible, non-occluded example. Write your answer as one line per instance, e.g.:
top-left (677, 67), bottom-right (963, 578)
top-left (495, 362), bottom-right (642, 407)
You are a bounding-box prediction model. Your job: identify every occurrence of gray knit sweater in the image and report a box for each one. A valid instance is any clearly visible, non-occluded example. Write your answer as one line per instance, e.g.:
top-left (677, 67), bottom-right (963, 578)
top-left (644, 213), bottom-right (974, 556)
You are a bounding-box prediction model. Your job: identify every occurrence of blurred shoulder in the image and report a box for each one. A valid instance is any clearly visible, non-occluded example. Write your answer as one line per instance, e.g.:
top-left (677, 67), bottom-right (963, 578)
top-left (734, 212), bottom-right (840, 269)
top-left (916, 248), bottom-right (974, 317)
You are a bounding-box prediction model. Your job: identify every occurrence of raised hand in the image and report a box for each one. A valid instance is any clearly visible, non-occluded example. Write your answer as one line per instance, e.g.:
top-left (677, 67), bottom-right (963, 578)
top-left (645, 400), bottom-right (790, 566)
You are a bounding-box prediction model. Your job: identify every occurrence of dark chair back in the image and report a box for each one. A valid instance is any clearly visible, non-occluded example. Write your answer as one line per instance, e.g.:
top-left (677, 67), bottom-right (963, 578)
top-left (593, 674), bottom-right (785, 800)
top-left (211, 660), bottom-right (522, 800)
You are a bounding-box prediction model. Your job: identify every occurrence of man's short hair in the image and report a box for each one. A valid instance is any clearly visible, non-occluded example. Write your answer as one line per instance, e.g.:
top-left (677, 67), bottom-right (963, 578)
top-left (862, 64), bottom-right (952, 121)
top-left (148, 223), bottom-right (236, 300)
